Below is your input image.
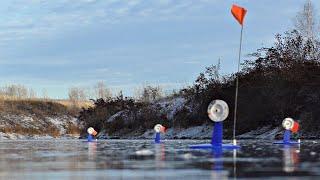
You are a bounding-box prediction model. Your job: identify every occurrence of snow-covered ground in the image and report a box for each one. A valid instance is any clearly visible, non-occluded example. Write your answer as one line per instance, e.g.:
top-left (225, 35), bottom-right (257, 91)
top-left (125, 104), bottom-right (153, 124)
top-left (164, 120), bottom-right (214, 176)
top-left (156, 97), bottom-right (188, 120)
top-left (237, 126), bottom-right (282, 139)
top-left (0, 114), bottom-right (79, 140)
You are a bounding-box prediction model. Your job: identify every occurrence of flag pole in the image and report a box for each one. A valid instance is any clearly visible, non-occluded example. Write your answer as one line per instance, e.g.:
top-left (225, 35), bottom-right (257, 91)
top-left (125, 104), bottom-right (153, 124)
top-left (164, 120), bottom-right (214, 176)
top-left (233, 25), bottom-right (243, 145)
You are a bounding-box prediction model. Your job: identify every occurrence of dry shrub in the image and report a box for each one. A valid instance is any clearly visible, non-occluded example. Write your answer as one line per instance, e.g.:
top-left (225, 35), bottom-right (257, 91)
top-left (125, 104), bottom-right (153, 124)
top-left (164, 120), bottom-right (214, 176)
top-left (46, 125), bottom-right (61, 137)
top-left (0, 98), bottom-right (82, 137)
top-left (65, 122), bottom-right (80, 135)
top-left (0, 125), bottom-right (41, 135)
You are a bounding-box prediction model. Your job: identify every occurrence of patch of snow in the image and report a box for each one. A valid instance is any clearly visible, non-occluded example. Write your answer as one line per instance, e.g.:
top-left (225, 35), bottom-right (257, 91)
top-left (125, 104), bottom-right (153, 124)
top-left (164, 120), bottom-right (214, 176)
top-left (139, 129), bottom-right (154, 139)
top-left (237, 126), bottom-right (281, 139)
top-left (5, 133), bottom-right (26, 140)
top-left (156, 97), bottom-right (187, 120)
top-left (0, 114), bottom-right (79, 139)
top-left (0, 132), bottom-right (9, 140)
top-left (106, 110), bottom-right (127, 123)
top-left (28, 135), bottom-right (55, 140)
top-left (174, 125), bottom-right (212, 139)
top-left (181, 153), bottom-right (196, 160)
top-left (46, 116), bottom-right (78, 134)
top-left (135, 149), bottom-right (154, 156)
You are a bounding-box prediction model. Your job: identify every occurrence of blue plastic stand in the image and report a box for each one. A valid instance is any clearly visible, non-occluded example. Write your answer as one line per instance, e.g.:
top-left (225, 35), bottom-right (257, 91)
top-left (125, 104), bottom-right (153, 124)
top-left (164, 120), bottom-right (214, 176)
top-left (87, 134), bottom-right (93, 142)
top-left (155, 132), bottom-right (161, 143)
top-left (189, 122), bottom-right (240, 150)
top-left (273, 130), bottom-right (300, 145)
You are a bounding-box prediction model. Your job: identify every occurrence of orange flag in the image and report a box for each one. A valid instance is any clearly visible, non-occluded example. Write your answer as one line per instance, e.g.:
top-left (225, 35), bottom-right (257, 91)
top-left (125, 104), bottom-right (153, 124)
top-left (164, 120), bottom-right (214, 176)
top-left (291, 121), bottom-right (299, 133)
top-left (231, 4), bottom-right (247, 26)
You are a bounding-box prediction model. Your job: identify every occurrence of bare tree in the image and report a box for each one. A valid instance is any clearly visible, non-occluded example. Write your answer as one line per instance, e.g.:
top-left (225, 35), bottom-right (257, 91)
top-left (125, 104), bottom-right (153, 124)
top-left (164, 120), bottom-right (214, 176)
top-left (137, 85), bottom-right (163, 103)
top-left (68, 87), bottom-right (87, 102)
top-left (42, 88), bottom-right (49, 100)
top-left (29, 88), bottom-right (37, 99)
top-left (0, 84), bottom-right (39, 99)
top-left (294, 0), bottom-right (318, 40)
top-left (0, 87), bottom-right (4, 97)
top-left (3, 84), bottom-right (28, 99)
top-left (16, 85), bottom-right (28, 98)
top-left (78, 88), bottom-right (87, 100)
top-left (94, 81), bottom-right (112, 100)
top-left (5, 85), bottom-right (17, 97)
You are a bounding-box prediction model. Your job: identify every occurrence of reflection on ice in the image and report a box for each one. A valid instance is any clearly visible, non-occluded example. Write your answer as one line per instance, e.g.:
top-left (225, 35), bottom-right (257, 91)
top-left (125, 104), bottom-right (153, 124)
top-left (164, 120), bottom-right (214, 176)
top-left (210, 148), bottom-right (232, 180)
top-left (88, 141), bottom-right (97, 160)
top-left (282, 146), bottom-right (300, 173)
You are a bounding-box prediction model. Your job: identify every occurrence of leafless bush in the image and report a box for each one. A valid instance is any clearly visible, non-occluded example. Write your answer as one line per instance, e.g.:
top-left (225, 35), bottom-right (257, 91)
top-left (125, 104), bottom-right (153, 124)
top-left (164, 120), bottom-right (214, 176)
top-left (94, 81), bottom-right (112, 100)
top-left (294, 0), bottom-right (318, 40)
top-left (1, 84), bottom-right (29, 99)
top-left (68, 86), bottom-right (87, 108)
top-left (135, 85), bottom-right (163, 103)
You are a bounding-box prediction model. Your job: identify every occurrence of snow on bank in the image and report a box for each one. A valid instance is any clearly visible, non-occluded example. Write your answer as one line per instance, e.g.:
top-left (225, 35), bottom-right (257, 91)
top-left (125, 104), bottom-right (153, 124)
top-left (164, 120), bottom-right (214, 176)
top-left (0, 132), bottom-right (56, 140)
top-left (106, 110), bottom-right (128, 123)
top-left (105, 97), bottom-right (188, 124)
top-left (0, 133), bottom-right (79, 140)
top-left (156, 97), bottom-right (187, 120)
top-left (237, 126), bottom-right (282, 139)
top-left (132, 125), bottom-right (283, 140)
top-left (0, 114), bottom-right (79, 140)
top-left (46, 116), bottom-right (78, 134)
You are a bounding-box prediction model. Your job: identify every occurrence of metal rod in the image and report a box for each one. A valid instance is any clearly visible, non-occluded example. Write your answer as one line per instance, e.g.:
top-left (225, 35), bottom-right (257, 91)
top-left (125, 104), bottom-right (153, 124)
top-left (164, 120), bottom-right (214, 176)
top-left (233, 25), bottom-right (243, 144)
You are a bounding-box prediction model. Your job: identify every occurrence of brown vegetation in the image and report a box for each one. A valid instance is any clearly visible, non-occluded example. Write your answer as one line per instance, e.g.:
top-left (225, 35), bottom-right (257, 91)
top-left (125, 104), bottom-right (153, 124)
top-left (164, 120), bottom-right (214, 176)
top-left (0, 98), bottom-right (83, 137)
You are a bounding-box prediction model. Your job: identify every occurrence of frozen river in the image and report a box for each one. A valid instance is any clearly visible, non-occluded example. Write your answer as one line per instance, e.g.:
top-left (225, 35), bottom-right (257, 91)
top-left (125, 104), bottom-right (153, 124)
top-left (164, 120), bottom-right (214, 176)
top-left (0, 139), bottom-right (319, 179)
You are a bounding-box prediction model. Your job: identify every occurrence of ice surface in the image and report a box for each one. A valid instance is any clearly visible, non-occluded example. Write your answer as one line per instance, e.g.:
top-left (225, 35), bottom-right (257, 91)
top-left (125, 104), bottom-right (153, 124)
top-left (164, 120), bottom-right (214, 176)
top-left (0, 139), bottom-right (319, 179)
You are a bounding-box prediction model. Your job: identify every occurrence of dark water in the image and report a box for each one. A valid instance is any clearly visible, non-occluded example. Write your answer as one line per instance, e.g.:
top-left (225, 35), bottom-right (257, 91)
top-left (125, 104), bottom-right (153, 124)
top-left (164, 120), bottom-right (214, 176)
top-left (0, 139), bottom-right (319, 179)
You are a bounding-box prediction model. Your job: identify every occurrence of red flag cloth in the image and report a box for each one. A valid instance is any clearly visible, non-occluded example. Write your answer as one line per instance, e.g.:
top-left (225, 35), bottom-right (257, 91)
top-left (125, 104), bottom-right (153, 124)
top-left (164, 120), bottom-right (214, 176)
top-left (231, 4), bottom-right (247, 26)
top-left (291, 121), bottom-right (299, 133)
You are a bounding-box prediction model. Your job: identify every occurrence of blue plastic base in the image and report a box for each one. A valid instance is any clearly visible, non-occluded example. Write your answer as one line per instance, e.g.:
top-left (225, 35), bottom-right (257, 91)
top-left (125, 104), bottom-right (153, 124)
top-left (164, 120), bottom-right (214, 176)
top-left (189, 143), bottom-right (240, 150)
top-left (273, 130), bottom-right (300, 145)
top-left (155, 132), bottom-right (161, 144)
top-left (189, 122), bottom-right (240, 150)
top-left (87, 134), bottom-right (93, 142)
top-left (273, 141), bottom-right (300, 145)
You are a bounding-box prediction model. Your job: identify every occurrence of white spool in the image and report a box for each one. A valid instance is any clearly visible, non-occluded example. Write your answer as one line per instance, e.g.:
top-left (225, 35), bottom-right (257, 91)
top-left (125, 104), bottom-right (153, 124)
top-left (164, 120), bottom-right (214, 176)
top-left (154, 124), bottom-right (162, 133)
top-left (87, 127), bottom-right (95, 135)
top-left (282, 118), bottom-right (294, 130)
top-left (207, 100), bottom-right (229, 122)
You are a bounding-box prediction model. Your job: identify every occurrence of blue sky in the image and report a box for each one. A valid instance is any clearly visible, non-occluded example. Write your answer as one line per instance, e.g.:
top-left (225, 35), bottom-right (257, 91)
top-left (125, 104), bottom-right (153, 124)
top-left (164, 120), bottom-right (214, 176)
top-left (0, 0), bottom-right (318, 99)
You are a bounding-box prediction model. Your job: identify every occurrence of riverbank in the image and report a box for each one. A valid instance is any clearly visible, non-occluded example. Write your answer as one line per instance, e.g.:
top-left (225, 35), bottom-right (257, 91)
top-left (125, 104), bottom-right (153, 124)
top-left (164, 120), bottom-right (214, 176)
top-left (0, 99), bottom-right (80, 139)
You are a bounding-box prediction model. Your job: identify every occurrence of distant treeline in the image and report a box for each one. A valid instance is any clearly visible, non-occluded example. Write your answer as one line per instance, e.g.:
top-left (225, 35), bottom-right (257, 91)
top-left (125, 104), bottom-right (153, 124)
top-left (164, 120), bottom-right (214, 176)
top-left (0, 84), bottom-right (37, 99)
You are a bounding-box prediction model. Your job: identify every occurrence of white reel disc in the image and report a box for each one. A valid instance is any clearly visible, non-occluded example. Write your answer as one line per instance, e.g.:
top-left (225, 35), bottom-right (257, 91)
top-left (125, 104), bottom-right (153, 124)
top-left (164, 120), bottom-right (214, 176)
top-left (282, 118), bottom-right (294, 130)
top-left (207, 100), bottom-right (229, 122)
top-left (154, 124), bottom-right (162, 133)
top-left (87, 127), bottom-right (95, 135)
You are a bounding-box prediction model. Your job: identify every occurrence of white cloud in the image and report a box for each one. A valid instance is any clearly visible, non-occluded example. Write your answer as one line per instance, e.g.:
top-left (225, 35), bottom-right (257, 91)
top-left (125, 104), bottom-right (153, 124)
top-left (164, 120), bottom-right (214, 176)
top-left (0, 0), bottom-right (219, 43)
